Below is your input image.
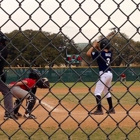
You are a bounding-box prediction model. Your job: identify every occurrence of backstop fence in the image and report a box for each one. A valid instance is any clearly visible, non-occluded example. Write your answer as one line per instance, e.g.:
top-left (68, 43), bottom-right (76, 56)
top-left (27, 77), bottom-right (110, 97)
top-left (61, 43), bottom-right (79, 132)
top-left (0, 0), bottom-right (140, 140)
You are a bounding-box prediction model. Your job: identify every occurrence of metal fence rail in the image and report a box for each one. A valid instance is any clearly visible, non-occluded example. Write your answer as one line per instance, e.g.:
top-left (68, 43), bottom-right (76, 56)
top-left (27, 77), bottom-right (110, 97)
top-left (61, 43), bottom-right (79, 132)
top-left (0, 0), bottom-right (140, 140)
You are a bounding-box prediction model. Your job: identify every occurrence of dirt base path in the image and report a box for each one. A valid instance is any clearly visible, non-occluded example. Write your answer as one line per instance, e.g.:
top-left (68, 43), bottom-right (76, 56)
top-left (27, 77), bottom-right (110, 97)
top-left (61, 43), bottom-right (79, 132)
top-left (0, 87), bottom-right (139, 129)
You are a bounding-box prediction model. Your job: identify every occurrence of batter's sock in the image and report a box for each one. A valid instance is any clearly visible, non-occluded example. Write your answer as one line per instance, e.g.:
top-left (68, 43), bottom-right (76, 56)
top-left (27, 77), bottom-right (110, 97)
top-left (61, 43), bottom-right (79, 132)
top-left (107, 97), bottom-right (113, 110)
top-left (95, 95), bottom-right (102, 110)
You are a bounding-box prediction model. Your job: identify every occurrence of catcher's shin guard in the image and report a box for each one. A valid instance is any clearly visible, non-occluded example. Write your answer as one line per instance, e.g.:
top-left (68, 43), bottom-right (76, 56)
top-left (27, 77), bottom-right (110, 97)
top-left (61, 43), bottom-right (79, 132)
top-left (14, 98), bottom-right (23, 114)
top-left (25, 94), bottom-right (36, 114)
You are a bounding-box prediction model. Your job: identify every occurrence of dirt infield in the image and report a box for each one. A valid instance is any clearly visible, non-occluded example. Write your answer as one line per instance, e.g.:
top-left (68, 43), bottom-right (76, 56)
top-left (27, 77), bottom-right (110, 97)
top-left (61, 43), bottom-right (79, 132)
top-left (0, 86), bottom-right (139, 130)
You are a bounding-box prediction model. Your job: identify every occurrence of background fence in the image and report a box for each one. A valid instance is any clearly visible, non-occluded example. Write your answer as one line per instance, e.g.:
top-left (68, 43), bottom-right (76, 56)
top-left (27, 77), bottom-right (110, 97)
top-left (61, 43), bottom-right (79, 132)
top-left (5, 67), bottom-right (140, 83)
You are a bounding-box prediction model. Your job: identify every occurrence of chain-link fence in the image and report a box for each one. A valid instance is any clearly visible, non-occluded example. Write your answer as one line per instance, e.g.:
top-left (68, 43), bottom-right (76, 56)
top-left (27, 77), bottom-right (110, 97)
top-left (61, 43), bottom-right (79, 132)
top-left (0, 0), bottom-right (140, 140)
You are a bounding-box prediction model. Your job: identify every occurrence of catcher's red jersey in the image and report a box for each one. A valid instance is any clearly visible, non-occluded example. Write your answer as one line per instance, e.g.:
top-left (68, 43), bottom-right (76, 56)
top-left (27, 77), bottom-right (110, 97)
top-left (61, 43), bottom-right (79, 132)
top-left (10, 78), bottom-right (36, 91)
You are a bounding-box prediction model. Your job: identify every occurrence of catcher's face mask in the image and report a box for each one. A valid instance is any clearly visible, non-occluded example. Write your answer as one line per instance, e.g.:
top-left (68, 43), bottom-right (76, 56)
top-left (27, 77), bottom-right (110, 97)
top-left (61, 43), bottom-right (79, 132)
top-left (36, 77), bottom-right (50, 88)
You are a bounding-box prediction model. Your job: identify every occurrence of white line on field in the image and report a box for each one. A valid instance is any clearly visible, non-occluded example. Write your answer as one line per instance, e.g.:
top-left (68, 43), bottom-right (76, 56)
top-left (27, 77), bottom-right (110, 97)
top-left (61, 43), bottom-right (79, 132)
top-left (37, 100), bottom-right (60, 112)
top-left (36, 100), bottom-right (140, 115)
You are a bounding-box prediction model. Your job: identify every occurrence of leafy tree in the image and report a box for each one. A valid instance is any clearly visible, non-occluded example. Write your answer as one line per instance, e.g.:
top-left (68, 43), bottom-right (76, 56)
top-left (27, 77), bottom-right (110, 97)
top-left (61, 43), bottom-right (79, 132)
top-left (132, 41), bottom-right (140, 65)
top-left (6, 30), bottom-right (79, 67)
top-left (81, 32), bottom-right (140, 66)
top-left (110, 33), bottom-right (138, 66)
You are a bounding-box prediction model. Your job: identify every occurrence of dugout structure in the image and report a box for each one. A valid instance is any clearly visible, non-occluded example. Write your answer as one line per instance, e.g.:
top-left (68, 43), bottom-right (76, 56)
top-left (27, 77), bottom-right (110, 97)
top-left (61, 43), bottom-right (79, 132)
top-left (65, 54), bottom-right (82, 67)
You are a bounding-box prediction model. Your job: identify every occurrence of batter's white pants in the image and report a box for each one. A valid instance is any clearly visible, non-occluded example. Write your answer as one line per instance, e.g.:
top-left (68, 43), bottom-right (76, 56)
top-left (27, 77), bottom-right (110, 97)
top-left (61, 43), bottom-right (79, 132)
top-left (94, 71), bottom-right (113, 98)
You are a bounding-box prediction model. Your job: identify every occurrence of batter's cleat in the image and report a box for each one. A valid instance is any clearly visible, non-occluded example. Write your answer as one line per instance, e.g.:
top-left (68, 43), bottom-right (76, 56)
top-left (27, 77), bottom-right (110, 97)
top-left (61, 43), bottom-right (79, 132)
top-left (4, 114), bottom-right (18, 120)
top-left (24, 113), bottom-right (37, 119)
top-left (90, 109), bottom-right (103, 115)
top-left (106, 108), bottom-right (115, 114)
top-left (14, 112), bottom-right (22, 118)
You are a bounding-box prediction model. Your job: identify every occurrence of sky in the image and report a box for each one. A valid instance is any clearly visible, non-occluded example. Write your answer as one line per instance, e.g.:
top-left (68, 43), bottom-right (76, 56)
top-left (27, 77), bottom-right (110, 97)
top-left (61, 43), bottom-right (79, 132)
top-left (0, 0), bottom-right (140, 43)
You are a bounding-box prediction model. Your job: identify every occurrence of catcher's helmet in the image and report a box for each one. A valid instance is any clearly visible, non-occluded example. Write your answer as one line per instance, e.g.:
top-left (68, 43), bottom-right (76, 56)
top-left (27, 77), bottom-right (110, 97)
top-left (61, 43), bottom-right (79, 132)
top-left (29, 69), bottom-right (41, 80)
top-left (100, 38), bottom-right (111, 50)
top-left (0, 31), bottom-right (9, 42)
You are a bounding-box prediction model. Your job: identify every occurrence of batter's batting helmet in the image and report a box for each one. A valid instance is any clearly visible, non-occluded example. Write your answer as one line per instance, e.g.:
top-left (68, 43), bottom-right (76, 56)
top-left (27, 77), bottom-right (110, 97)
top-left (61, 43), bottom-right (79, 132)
top-left (29, 69), bottom-right (41, 80)
top-left (100, 38), bottom-right (111, 50)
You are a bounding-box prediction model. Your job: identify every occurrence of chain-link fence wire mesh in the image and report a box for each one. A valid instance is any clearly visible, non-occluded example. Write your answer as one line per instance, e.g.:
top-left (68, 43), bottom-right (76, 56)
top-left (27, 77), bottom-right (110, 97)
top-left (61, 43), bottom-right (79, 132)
top-left (0, 0), bottom-right (140, 139)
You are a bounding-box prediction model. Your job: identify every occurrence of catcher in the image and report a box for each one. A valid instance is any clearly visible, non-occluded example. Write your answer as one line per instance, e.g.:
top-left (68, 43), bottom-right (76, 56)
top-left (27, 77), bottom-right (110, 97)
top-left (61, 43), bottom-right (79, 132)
top-left (86, 37), bottom-right (115, 115)
top-left (8, 69), bottom-right (50, 119)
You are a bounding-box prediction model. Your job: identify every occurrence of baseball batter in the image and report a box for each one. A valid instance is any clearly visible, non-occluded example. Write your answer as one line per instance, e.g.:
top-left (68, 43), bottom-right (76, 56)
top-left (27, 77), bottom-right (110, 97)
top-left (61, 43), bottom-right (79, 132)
top-left (86, 38), bottom-right (115, 115)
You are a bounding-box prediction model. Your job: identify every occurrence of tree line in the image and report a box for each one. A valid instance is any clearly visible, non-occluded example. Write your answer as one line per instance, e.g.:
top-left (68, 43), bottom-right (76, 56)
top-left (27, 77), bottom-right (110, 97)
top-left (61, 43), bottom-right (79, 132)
top-left (5, 29), bottom-right (140, 67)
top-left (6, 30), bottom-right (79, 67)
top-left (83, 32), bottom-right (140, 67)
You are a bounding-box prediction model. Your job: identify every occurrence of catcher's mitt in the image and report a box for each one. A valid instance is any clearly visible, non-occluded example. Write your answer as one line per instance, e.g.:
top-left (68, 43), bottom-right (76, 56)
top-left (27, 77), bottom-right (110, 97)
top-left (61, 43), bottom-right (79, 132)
top-left (36, 77), bottom-right (50, 88)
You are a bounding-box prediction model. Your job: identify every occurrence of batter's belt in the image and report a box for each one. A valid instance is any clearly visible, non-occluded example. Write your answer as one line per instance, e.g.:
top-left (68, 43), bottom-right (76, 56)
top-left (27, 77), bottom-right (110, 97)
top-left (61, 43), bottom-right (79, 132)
top-left (99, 70), bottom-right (111, 75)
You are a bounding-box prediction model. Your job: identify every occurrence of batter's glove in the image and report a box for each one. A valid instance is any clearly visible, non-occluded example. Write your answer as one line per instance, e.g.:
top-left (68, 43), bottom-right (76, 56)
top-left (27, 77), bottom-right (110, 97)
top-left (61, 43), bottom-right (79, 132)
top-left (36, 77), bottom-right (50, 89)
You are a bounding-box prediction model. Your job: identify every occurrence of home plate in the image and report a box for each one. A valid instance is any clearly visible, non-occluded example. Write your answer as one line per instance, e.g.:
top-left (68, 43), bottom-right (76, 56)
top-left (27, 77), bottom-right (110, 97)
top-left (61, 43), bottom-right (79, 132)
top-left (36, 100), bottom-right (60, 112)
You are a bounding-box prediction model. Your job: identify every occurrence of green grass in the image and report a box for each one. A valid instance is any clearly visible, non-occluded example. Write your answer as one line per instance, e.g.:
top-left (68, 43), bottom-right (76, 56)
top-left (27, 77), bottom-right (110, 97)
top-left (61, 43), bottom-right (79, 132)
top-left (47, 81), bottom-right (140, 105)
top-left (1, 81), bottom-right (139, 105)
top-left (0, 127), bottom-right (140, 140)
top-left (50, 82), bottom-right (94, 88)
top-left (47, 91), bottom-right (139, 105)
top-left (50, 81), bottom-right (140, 88)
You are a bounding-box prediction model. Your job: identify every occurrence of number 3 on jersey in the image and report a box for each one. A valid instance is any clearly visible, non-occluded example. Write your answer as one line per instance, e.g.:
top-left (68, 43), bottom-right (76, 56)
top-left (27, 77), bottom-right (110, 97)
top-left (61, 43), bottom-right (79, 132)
top-left (106, 58), bottom-right (110, 66)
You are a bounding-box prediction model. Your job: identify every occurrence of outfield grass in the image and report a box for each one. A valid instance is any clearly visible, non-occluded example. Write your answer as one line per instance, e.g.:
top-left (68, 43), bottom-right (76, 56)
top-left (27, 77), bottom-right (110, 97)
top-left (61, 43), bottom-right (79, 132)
top-left (50, 81), bottom-right (140, 88)
top-left (50, 82), bottom-right (94, 88)
top-left (47, 81), bottom-right (140, 105)
top-left (0, 81), bottom-right (139, 105)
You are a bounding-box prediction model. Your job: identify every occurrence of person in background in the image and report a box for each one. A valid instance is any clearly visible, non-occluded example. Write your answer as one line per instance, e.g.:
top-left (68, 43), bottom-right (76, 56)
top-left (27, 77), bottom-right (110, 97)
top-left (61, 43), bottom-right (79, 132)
top-left (0, 31), bottom-right (18, 120)
top-left (120, 73), bottom-right (126, 84)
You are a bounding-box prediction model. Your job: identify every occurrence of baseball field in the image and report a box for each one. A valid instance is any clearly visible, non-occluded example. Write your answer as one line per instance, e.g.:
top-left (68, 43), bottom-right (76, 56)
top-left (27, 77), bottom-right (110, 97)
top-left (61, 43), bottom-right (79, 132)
top-left (0, 81), bottom-right (140, 140)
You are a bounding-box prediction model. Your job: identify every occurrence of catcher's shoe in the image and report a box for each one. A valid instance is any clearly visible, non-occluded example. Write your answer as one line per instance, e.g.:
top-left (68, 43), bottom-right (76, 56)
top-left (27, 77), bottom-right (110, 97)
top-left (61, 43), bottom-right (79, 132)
top-left (4, 113), bottom-right (18, 120)
top-left (90, 109), bottom-right (103, 115)
top-left (14, 112), bottom-right (22, 118)
top-left (24, 113), bottom-right (37, 119)
top-left (106, 108), bottom-right (115, 114)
